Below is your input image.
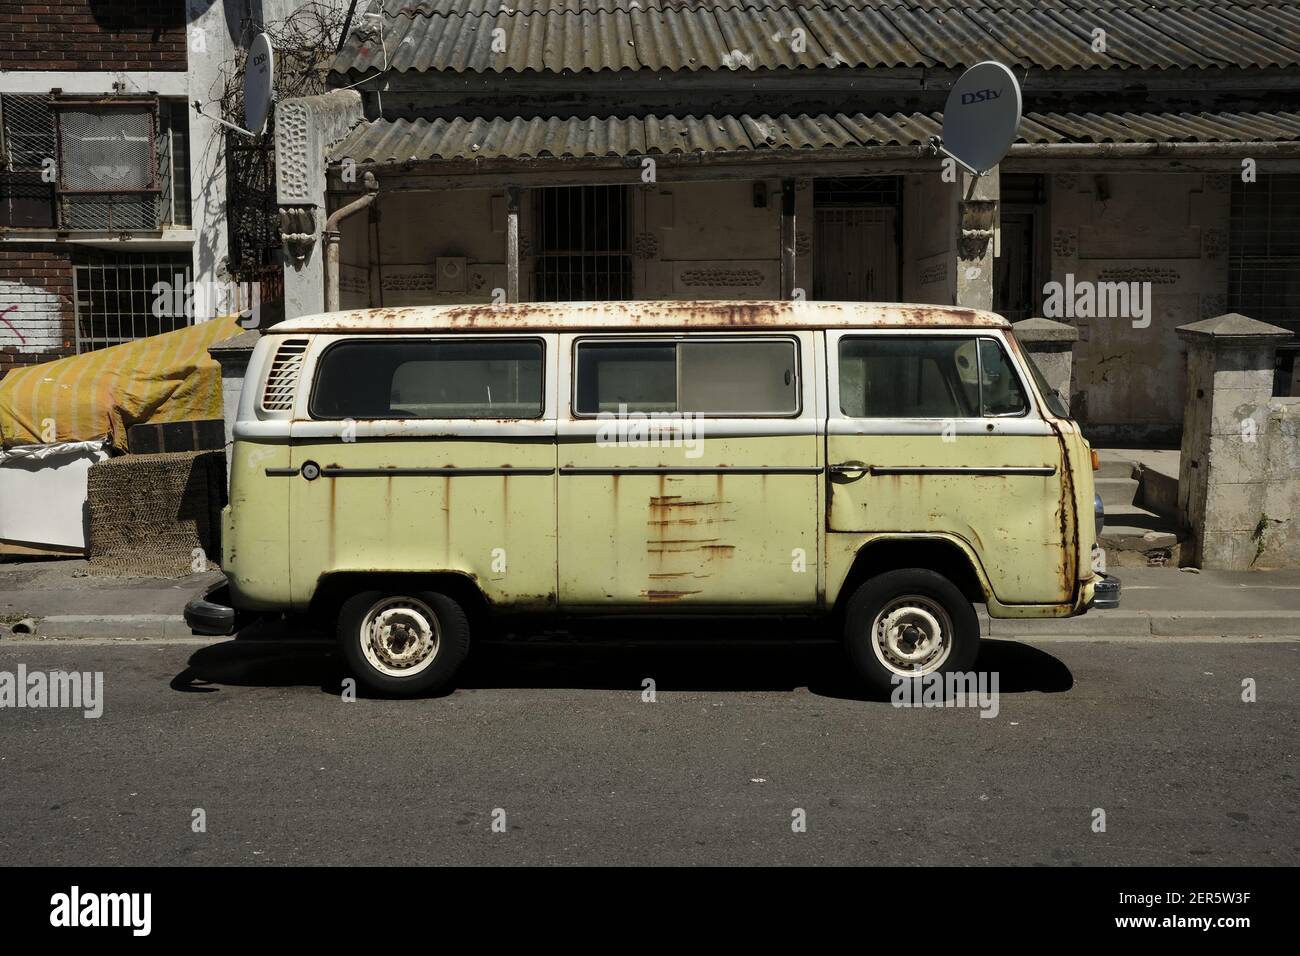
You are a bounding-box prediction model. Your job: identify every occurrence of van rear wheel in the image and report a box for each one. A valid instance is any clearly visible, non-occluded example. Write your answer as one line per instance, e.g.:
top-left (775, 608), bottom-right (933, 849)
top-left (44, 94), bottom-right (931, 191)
top-left (338, 589), bottom-right (470, 697)
top-left (843, 568), bottom-right (979, 696)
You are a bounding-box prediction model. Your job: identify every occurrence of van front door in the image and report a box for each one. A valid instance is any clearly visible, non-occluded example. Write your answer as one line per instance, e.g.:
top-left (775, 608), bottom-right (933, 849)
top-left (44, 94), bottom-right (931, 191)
top-left (825, 330), bottom-right (1075, 606)
top-left (557, 332), bottom-right (823, 610)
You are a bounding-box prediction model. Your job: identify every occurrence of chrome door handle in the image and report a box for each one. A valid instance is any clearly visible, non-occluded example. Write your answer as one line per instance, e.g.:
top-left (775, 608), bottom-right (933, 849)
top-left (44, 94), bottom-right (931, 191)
top-left (829, 462), bottom-right (868, 477)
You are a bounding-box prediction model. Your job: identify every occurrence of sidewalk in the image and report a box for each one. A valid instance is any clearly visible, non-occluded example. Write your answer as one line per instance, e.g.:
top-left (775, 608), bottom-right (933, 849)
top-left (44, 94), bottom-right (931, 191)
top-left (2, 557), bottom-right (1299, 642)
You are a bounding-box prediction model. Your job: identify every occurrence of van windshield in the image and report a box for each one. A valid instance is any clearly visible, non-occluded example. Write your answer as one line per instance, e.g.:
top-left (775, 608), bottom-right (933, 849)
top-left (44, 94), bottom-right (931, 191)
top-left (1021, 349), bottom-right (1071, 418)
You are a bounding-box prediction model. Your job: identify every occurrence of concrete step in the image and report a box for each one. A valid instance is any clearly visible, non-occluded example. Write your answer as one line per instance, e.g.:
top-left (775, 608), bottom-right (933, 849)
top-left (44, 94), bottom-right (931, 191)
top-left (1095, 456), bottom-right (1137, 480)
top-left (1099, 504), bottom-right (1185, 567)
top-left (1096, 475), bottom-right (1138, 510)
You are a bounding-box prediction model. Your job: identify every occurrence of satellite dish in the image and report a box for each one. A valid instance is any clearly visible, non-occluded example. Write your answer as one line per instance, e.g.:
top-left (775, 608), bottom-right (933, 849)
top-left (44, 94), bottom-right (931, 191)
top-left (244, 32), bottom-right (275, 136)
top-left (940, 61), bottom-right (1022, 175)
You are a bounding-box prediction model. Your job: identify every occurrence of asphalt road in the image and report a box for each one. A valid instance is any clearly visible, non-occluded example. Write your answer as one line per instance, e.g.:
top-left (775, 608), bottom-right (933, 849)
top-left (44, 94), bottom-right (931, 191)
top-left (0, 634), bottom-right (1296, 866)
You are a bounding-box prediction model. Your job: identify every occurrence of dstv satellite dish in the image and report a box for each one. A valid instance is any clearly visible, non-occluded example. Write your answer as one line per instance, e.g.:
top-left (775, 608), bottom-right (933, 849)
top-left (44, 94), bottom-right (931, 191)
top-left (939, 61), bottom-right (1022, 175)
top-left (244, 32), bottom-right (275, 136)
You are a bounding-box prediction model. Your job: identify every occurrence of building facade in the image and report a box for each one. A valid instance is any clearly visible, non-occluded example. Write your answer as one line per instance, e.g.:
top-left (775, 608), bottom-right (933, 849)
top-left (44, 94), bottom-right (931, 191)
top-left (270, 0), bottom-right (1300, 445)
top-left (0, 0), bottom-right (347, 377)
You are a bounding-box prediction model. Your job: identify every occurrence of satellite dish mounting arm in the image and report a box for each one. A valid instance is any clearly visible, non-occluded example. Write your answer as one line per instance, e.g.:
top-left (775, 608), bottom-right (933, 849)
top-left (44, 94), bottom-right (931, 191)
top-left (192, 100), bottom-right (259, 139)
top-left (927, 135), bottom-right (983, 178)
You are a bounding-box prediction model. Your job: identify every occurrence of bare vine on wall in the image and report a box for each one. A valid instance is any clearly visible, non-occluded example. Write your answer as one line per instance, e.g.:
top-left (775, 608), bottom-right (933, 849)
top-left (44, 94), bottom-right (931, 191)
top-left (209, 2), bottom-right (350, 280)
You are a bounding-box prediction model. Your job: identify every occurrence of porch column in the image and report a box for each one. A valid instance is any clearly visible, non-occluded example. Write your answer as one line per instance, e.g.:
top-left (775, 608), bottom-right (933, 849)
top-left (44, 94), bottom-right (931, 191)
top-left (780, 178), bottom-right (796, 299)
top-left (505, 186), bottom-right (521, 303)
top-left (1011, 317), bottom-right (1079, 404)
top-left (1176, 313), bottom-right (1292, 569)
top-left (955, 166), bottom-right (999, 310)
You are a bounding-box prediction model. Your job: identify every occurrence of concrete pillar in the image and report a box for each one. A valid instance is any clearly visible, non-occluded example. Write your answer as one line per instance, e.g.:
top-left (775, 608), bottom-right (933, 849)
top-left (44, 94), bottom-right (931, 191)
top-left (208, 329), bottom-right (260, 488)
top-left (1012, 317), bottom-right (1079, 406)
top-left (955, 165), bottom-right (998, 310)
top-left (1175, 313), bottom-right (1292, 569)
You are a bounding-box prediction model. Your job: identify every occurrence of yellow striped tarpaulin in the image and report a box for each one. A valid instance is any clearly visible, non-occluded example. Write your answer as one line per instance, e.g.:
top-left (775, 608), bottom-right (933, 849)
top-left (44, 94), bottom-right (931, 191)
top-left (0, 316), bottom-right (243, 451)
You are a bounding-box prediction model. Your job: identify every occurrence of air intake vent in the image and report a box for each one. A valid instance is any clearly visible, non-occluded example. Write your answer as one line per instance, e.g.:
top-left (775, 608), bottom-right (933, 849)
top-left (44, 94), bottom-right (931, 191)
top-left (261, 339), bottom-right (308, 412)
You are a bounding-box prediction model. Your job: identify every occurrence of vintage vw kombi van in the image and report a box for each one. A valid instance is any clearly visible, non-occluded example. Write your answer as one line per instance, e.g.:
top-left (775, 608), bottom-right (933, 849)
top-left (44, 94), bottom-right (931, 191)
top-left (186, 300), bottom-right (1118, 695)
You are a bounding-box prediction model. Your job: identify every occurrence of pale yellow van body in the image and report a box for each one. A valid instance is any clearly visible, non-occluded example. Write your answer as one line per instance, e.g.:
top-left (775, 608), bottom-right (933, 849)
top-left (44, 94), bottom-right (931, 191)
top-left (220, 301), bottom-right (1100, 627)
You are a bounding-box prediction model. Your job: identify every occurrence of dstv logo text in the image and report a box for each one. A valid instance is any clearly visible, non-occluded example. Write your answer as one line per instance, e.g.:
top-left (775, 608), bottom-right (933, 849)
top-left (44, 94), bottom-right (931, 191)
top-left (960, 88), bottom-right (1003, 105)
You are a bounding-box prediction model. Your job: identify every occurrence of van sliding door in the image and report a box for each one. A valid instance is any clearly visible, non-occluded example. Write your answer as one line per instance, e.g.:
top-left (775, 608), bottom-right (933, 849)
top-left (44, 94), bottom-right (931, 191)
top-left (556, 332), bottom-right (823, 611)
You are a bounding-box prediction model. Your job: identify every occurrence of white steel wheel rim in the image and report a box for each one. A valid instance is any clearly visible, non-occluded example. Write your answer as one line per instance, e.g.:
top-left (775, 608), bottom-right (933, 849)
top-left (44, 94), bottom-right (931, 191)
top-left (359, 596), bottom-right (441, 678)
top-left (869, 594), bottom-right (955, 677)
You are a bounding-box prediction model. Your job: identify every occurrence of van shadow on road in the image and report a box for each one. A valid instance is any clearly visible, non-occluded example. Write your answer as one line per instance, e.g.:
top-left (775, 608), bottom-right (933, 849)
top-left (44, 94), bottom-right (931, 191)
top-left (169, 623), bottom-right (1074, 701)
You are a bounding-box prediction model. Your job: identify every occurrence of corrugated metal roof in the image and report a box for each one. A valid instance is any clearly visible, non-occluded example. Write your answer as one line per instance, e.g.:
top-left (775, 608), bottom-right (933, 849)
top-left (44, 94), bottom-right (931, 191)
top-left (328, 109), bottom-right (1300, 162)
top-left (332, 1), bottom-right (1300, 73)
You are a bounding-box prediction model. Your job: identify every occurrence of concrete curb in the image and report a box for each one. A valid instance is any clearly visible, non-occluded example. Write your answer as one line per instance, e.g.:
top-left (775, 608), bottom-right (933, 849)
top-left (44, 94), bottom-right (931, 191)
top-left (9, 614), bottom-right (191, 640)
top-left (4, 611), bottom-right (1299, 644)
top-left (984, 610), bottom-right (1300, 640)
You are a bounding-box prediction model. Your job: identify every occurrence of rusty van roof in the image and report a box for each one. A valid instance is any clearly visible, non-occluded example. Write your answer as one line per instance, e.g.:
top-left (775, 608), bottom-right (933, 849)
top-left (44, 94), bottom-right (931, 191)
top-left (271, 301), bottom-right (1010, 334)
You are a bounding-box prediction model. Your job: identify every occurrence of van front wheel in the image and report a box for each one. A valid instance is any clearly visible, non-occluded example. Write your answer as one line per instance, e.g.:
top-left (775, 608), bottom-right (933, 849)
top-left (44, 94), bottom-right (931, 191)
top-left (843, 569), bottom-right (979, 696)
top-left (338, 589), bottom-right (470, 697)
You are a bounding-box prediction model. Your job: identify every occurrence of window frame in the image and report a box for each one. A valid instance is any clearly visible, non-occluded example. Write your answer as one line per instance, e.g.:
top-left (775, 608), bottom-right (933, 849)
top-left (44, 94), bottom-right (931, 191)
top-left (307, 335), bottom-right (548, 422)
top-left (569, 334), bottom-right (804, 419)
top-left (835, 332), bottom-right (1034, 421)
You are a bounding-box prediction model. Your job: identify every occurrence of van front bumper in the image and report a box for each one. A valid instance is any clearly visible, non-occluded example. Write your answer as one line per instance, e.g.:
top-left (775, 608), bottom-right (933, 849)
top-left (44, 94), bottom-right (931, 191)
top-left (184, 579), bottom-right (246, 636)
top-left (1089, 573), bottom-right (1122, 610)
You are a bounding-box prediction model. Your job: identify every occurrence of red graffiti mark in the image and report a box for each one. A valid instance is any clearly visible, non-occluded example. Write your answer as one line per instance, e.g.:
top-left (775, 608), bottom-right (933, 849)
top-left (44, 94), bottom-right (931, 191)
top-left (0, 304), bottom-right (25, 345)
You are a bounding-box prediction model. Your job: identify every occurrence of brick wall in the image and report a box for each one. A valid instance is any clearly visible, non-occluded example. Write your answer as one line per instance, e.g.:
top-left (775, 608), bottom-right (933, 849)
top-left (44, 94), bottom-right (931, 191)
top-left (0, 247), bottom-right (75, 377)
top-left (0, 1), bottom-right (187, 72)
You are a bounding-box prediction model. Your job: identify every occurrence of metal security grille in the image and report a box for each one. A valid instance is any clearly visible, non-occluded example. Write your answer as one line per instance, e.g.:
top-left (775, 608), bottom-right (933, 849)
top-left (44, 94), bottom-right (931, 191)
top-left (1229, 174), bottom-right (1300, 391)
top-left (0, 94), bottom-right (56, 227)
top-left (56, 102), bottom-right (159, 230)
top-left (533, 185), bottom-right (632, 301)
top-left (72, 251), bottom-right (192, 352)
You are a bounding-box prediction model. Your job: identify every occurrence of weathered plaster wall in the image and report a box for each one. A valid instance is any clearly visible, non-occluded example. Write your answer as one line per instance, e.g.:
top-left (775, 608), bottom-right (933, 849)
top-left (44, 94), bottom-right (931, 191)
top-left (335, 188), bottom-right (508, 307)
top-left (633, 179), bottom-right (800, 300)
top-left (1051, 172), bottom-right (1230, 445)
top-left (334, 179), bottom-right (818, 306)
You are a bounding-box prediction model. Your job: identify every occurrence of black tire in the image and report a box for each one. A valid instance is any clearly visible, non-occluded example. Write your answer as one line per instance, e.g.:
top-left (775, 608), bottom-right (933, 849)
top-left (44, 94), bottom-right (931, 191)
top-left (843, 568), bottom-right (980, 697)
top-left (337, 589), bottom-right (471, 697)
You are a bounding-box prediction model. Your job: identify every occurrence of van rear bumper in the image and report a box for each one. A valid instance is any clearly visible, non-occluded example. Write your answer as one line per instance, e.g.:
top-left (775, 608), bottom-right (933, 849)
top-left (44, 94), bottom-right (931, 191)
top-left (1088, 574), bottom-right (1121, 610)
top-left (184, 580), bottom-right (247, 636)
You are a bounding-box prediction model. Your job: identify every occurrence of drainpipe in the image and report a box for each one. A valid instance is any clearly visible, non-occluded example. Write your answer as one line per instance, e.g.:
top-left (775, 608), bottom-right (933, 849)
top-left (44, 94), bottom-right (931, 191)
top-left (323, 171), bottom-right (379, 313)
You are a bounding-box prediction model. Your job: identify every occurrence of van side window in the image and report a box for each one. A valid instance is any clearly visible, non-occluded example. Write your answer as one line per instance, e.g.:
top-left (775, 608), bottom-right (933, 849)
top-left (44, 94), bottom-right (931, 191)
top-left (838, 336), bottom-right (1026, 418)
top-left (978, 338), bottom-right (1029, 416)
top-left (575, 339), bottom-right (798, 416)
top-left (310, 339), bottom-right (544, 420)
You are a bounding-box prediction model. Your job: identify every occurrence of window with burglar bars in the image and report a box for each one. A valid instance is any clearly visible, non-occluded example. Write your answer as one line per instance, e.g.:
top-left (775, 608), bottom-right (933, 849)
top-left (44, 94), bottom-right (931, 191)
top-left (72, 250), bottom-right (193, 352)
top-left (0, 94), bottom-right (189, 230)
top-left (533, 185), bottom-right (632, 301)
top-left (1228, 174), bottom-right (1300, 391)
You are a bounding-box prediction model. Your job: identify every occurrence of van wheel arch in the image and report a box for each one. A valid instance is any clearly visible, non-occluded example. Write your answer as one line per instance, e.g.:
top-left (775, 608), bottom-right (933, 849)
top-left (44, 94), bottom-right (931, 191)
top-left (310, 571), bottom-right (492, 635)
top-left (834, 538), bottom-right (988, 617)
